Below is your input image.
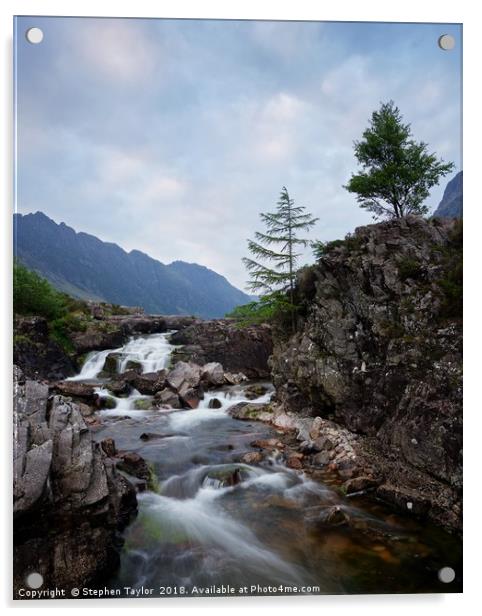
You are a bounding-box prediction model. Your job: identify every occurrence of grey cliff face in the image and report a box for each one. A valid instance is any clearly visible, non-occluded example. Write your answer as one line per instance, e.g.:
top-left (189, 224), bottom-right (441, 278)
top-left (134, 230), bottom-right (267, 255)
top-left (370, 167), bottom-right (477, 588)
top-left (270, 215), bottom-right (462, 528)
top-left (13, 366), bottom-right (137, 593)
top-left (433, 171), bottom-right (463, 219)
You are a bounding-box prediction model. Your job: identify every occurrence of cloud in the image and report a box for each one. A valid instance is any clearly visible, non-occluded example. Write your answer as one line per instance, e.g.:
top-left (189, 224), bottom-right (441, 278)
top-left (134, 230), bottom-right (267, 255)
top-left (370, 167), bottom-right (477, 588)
top-left (70, 19), bottom-right (157, 85)
top-left (15, 18), bottom-right (462, 290)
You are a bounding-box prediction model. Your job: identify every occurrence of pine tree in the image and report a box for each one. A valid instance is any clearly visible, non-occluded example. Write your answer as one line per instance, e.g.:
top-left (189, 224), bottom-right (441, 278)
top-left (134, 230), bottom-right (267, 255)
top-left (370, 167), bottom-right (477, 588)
top-left (345, 101), bottom-right (454, 220)
top-left (242, 187), bottom-right (318, 332)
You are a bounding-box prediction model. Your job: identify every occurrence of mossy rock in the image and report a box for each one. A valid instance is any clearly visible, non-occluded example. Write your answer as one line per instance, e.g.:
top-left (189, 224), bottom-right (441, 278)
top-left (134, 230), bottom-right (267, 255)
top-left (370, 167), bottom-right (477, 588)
top-left (102, 352), bottom-right (121, 375)
top-left (101, 396), bottom-right (117, 409)
top-left (133, 398), bottom-right (152, 410)
top-left (125, 360), bottom-right (143, 374)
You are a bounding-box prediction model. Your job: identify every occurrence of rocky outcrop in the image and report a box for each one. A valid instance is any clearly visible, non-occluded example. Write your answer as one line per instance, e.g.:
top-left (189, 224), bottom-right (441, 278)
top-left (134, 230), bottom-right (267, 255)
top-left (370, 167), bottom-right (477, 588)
top-left (13, 316), bottom-right (78, 381)
top-left (170, 320), bottom-right (273, 378)
top-left (71, 315), bottom-right (167, 354)
top-left (270, 216), bottom-right (462, 530)
top-left (13, 366), bottom-right (137, 595)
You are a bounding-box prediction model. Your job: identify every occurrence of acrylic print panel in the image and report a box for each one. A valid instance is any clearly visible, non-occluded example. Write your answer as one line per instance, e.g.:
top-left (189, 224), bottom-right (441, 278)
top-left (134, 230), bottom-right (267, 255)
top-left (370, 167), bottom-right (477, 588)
top-left (13, 16), bottom-right (462, 599)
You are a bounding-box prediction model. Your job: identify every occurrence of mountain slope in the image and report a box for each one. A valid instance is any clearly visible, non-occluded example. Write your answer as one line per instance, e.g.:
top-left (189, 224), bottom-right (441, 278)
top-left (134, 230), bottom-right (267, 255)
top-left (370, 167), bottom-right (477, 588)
top-left (433, 171), bottom-right (463, 218)
top-left (13, 212), bottom-right (250, 318)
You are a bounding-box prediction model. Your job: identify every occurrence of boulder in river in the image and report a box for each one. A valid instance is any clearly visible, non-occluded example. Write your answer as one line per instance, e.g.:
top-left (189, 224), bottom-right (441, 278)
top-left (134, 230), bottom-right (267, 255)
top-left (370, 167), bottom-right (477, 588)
top-left (132, 370), bottom-right (166, 395)
top-left (208, 397), bottom-right (223, 409)
top-left (106, 379), bottom-right (132, 397)
top-left (315, 506), bottom-right (350, 528)
top-left (179, 385), bottom-right (204, 409)
top-left (117, 452), bottom-right (151, 481)
top-left (227, 401), bottom-right (273, 421)
top-left (166, 361), bottom-right (202, 391)
top-left (201, 362), bottom-right (225, 387)
top-left (100, 352), bottom-right (121, 376)
top-left (155, 388), bottom-right (182, 409)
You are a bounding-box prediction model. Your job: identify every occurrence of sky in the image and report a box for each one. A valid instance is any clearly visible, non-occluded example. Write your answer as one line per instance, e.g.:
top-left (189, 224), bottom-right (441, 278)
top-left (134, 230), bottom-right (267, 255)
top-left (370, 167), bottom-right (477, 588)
top-left (14, 17), bottom-right (462, 290)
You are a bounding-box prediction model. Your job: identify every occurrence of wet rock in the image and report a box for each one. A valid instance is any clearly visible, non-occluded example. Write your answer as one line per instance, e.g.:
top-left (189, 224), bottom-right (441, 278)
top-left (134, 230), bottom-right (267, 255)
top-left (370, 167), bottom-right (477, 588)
top-left (139, 432), bottom-right (187, 441)
top-left (106, 379), bottom-right (131, 397)
top-left (101, 438), bottom-right (117, 458)
top-left (125, 360), bottom-right (143, 374)
top-left (99, 396), bottom-right (117, 409)
top-left (167, 361), bottom-right (202, 391)
top-left (133, 370), bottom-right (166, 395)
top-left (101, 352), bottom-right (121, 376)
top-left (208, 397), bottom-right (223, 409)
top-left (203, 467), bottom-right (246, 488)
top-left (117, 452), bottom-right (150, 481)
top-left (244, 384), bottom-right (269, 400)
top-left (179, 385), bottom-right (204, 409)
top-left (227, 402), bottom-right (272, 421)
top-left (315, 506), bottom-right (350, 527)
top-left (201, 362), bottom-right (225, 387)
top-left (241, 452), bottom-right (264, 464)
top-left (344, 476), bottom-right (380, 494)
top-left (133, 398), bottom-right (152, 411)
top-left (224, 372), bottom-right (248, 385)
top-left (376, 483), bottom-right (431, 516)
top-left (154, 388), bottom-right (182, 409)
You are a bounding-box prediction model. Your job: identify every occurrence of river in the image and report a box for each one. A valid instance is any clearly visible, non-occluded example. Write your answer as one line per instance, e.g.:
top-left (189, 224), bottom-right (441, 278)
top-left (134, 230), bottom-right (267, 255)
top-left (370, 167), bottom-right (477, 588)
top-left (71, 332), bottom-right (462, 595)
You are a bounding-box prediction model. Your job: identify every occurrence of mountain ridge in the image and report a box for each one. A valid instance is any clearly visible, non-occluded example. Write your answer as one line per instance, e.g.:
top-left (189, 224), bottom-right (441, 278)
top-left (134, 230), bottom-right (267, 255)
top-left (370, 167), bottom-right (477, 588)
top-left (14, 211), bottom-right (251, 318)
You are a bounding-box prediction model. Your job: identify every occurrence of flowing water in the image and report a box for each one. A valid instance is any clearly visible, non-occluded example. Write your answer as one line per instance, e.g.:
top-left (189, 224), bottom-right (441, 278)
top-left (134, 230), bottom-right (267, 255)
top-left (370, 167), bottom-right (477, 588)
top-left (76, 333), bottom-right (461, 596)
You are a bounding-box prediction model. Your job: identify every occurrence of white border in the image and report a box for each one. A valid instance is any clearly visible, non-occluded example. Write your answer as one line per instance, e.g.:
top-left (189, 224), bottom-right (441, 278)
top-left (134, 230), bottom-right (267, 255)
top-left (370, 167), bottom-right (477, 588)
top-left (1, 1), bottom-right (478, 614)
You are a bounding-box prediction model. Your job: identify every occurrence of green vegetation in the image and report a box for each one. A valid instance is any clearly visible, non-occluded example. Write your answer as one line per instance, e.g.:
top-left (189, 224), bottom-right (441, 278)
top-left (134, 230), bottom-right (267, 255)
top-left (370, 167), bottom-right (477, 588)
top-left (231, 187), bottom-right (318, 331)
top-left (312, 234), bottom-right (364, 259)
top-left (345, 101), bottom-right (454, 220)
top-left (397, 257), bottom-right (424, 282)
top-left (14, 261), bottom-right (67, 320)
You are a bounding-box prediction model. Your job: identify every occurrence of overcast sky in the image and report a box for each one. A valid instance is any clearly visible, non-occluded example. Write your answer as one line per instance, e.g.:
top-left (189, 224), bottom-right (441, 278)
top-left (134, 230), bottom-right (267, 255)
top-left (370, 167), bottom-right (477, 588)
top-left (15, 17), bottom-right (462, 290)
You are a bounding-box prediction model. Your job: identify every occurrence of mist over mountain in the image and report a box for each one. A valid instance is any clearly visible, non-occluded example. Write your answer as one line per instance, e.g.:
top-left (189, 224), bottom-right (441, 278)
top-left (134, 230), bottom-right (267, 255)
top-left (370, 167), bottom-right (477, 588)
top-left (13, 212), bottom-right (251, 318)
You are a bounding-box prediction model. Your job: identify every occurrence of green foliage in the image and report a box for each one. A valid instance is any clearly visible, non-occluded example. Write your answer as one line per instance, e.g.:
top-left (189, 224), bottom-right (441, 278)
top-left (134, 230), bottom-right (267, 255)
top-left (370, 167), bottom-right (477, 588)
top-left (345, 101), bottom-right (454, 220)
top-left (227, 292), bottom-right (295, 326)
top-left (241, 187), bottom-right (318, 331)
top-left (14, 261), bottom-right (67, 320)
top-left (397, 258), bottom-right (424, 282)
top-left (311, 235), bottom-right (364, 259)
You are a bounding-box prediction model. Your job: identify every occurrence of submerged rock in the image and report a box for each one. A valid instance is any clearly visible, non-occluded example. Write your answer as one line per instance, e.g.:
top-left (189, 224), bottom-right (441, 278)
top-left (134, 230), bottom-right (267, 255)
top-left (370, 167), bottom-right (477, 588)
top-left (315, 506), bottom-right (350, 528)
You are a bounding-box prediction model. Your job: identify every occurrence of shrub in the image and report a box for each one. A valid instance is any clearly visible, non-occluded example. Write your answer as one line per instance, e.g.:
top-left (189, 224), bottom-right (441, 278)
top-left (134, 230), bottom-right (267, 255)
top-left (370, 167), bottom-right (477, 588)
top-left (398, 257), bottom-right (424, 282)
top-left (13, 262), bottom-right (67, 320)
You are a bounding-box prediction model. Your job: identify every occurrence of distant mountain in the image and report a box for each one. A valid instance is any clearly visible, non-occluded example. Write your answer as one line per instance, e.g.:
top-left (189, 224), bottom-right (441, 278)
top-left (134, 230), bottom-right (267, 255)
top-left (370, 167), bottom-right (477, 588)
top-left (433, 171), bottom-right (463, 219)
top-left (13, 212), bottom-right (251, 318)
